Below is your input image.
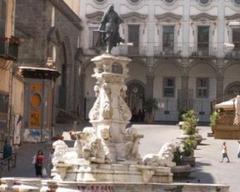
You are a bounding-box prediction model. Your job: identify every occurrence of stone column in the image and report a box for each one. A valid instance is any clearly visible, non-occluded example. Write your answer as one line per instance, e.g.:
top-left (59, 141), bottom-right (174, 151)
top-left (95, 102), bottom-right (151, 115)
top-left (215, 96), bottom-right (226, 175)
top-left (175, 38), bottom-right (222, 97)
top-left (179, 59), bottom-right (190, 111)
top-left (216, 74), bottom-right (224, 102)
top-left (180, 75), bottom-right (189, 111)
top-left (182, 0), bottom-right (190, 57)
top-left (145, 57), bottom-right (155, 99)
top-left (217, 0), bottom-right (225, 58)
top-left (147, 0), bottom-right (155, 56)
top-left (146, 75), bottom-right (154, 99)
top-left (79, 68), bottom-right (86, 120)
top-left (216, 59), bottom-right (225, 102)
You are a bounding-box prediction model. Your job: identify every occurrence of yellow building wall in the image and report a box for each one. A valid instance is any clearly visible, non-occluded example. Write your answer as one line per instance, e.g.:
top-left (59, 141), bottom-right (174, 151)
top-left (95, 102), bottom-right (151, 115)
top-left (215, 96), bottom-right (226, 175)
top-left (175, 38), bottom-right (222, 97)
top-left (12, 77), bottom-right (24, 116)
top-left (0, 69), bottom-right (10, 93)
top-left (63, 0), bottom-right (80, 15)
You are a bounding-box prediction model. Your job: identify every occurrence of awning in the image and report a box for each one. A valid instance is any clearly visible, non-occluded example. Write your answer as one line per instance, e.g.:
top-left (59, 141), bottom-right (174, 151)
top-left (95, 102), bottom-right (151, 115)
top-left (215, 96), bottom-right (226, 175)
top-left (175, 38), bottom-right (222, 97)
top-left (19, 66), bottom-right (60, 80)
top-left (215, 98), bottom-right (235, 109)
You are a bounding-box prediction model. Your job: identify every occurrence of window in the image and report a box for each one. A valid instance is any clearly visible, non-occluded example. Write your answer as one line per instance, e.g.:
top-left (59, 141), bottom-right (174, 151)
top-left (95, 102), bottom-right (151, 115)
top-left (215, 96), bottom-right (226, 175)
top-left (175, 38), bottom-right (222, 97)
top-left (128, 25), bottom-right (139, 55)
top-left (232, 28), bottom-right (240, 50)
top-left (197, 26), bottom-right (209, 55)
top-left (0, 94), bottom-right (8, 113)
top-left (164, 0), bottom-right (176, 5)
top-left (131, 0), bottom-right (139, 3)
top-left (196, 78), bottom-right (209, 98)
top-left (200, 0), bottom-right (209, 3)
top-left (197, 0), bottom-right (212, 6)
top-left (94, 0), bottom-right (105, 4)
top-left (0, 0), bottom-right (6, 36)
top-left (162, 26), bottom-right (174, 53)
top-left (89, 27), bottom-right (100, 49)
top-left (163, 77), bottom-right (175, 97)
top-left (234, 0), bottom-right (240, 5)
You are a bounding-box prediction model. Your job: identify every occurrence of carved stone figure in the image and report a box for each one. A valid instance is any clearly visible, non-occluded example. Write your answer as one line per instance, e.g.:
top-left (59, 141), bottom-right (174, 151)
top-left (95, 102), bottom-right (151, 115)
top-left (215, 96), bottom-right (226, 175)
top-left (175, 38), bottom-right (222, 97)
top-left (73, 132), bottom-right (86, 158)
top-left (119, 96), bottom-right (132, 121)
top-left (143, 143), bottom-right (176, 167)
top-left (52, 140), bottom-right (69, 165)
top-left (89, 97), bottom-right (100, 120)
top-left (84, 138), bottom-right (111, 164)
top-left (98, 5), bottom-right (124, 53)
top-left (124, 128), bottom-right (143, 162)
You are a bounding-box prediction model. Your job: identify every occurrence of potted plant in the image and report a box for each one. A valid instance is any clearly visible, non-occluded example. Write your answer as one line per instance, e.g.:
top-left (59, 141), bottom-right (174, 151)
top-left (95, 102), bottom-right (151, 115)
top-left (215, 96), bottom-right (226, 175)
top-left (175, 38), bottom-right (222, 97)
top-left (181, 110), bottom-right (198, 135)
top-left (180, 109), bottom-right (203, 144)
top-left (171, 146), bottom-right (192, 179)
top-left (143, 98), bottom-right (158, 123)
top-left (181, 137), bottom-right (196, 167)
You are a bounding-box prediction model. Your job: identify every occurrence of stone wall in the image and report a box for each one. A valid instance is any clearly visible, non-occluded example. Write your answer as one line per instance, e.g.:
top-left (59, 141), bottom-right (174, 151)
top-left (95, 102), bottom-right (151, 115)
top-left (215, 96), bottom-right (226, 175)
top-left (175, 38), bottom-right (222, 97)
top-left (15, 0), bottom-right (82, 125)
top-left (0, 178), bottom-right (230, 192)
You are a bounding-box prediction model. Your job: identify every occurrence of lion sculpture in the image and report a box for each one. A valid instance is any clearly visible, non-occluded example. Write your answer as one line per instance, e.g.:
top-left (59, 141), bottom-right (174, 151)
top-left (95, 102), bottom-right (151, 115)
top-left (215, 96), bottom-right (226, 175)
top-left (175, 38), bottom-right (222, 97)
top-left (143, 142), bottom-right (176, 167)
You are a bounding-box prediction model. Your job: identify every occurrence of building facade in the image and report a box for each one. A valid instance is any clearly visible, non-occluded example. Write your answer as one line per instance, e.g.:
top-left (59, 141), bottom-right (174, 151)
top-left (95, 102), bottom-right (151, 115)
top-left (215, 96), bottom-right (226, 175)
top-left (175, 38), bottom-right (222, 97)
top-left (15, 0), bottom-right (82, 140)
top-left (0, 0), bottom-right (23, 146)
top-left (79, 0), bottom-right (240, 122)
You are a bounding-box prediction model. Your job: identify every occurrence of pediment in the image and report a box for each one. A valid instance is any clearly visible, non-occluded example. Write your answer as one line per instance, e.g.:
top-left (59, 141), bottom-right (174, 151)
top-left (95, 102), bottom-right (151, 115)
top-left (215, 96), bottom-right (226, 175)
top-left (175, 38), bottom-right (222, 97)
top-left (190, 13), bottom-right (217, 21)
top-left (155, 12), bottom-right (182, 22)
top-left (121, 12), bottom-right (148, 20)
top-left (86, 11), bottom-right (104, 22)
top-left (225, 13), bottom-right (240, 20)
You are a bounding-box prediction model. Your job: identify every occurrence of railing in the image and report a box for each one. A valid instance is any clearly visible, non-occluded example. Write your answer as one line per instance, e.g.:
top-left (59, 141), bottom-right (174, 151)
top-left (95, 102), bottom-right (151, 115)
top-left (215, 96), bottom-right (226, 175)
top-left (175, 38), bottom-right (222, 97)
top-left (111, 43), bottom-right (239, 58)
top-left (225, 49), bottom-right (240, 59)
top-left (153, 45), bottom-right (182, 57)
top-left (0, 36), bottom-right (19, 60)
top-left (0, 152), bottom-right (17, 176)
top-left (189, 46), bottom-right (217, 58)
top-left (118, 46), bottom-right (147, 56)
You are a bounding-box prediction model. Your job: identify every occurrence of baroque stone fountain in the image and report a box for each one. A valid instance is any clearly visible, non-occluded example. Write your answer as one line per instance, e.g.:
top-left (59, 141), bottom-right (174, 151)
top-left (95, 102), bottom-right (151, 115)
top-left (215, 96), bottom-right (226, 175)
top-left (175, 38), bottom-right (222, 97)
top-left (0, 5), bottom-right (229, 192)
top-left (50, 53), bottom-right (173, 184)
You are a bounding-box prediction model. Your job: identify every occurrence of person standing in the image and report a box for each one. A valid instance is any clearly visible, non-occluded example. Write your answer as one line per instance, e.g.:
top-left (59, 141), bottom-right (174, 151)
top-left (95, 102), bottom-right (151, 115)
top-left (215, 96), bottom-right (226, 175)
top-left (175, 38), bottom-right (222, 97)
top-left (221, 142), bottom-right (230, 163)
top-left (3, 139), bottom-right (12, 160)
top-left (34, 150), bottom-right (44, 177)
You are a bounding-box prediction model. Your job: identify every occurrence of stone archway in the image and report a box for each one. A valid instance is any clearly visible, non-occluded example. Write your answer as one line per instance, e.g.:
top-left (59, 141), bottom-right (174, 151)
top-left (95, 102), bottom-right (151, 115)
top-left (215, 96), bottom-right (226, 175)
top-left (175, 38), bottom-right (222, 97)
top-left (224, 81), bottom-right (240, 99)
top-left (126, 80), bottom-right (145, 122)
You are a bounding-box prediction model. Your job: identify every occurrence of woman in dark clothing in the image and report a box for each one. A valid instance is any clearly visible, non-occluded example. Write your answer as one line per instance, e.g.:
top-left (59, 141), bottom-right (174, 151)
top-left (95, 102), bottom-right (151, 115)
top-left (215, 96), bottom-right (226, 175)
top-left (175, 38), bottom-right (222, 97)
top-left (34, 150), bottom-right (44, 177)
top-left (3, 139), bottom-right (12, 159)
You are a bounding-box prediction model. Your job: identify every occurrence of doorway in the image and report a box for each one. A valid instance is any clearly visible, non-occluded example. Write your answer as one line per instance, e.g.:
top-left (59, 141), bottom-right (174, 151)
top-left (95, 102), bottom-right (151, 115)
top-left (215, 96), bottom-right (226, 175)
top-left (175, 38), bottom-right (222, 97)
top-left (127, 81), bottom-right (145, 122)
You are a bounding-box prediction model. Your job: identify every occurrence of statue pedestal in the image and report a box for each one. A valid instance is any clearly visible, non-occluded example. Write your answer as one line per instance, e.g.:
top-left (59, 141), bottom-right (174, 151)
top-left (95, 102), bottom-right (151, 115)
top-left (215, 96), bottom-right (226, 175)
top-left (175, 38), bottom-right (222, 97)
top-left (89, 54), bottom-right (132, 161)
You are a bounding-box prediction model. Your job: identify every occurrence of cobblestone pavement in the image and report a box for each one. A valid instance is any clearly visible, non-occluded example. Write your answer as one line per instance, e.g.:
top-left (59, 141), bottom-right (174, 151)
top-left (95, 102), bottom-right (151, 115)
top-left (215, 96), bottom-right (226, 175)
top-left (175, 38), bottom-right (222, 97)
top-left (2, 124), bottom-right (240, 192)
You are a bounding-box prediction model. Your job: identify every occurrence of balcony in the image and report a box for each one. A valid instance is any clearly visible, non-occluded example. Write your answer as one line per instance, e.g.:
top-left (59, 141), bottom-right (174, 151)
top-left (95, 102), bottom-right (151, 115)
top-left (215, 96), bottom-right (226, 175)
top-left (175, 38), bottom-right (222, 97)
top-left (118, 46), bottom-right (147, 57)
top-left (0, 36), bottom-right (19, 60)
top-left (153, 44), bottom-right (182, 57)
top-left (189, 45), bottom-right (217, 58)
top-left (225, 49), bottom-right (240, 59)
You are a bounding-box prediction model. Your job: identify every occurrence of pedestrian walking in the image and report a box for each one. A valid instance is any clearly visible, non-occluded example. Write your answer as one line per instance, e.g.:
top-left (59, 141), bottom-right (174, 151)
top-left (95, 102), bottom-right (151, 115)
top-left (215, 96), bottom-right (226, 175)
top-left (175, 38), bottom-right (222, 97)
top-left (220, 142), bottom-right (230, 163)
top-left (237, 140), bottom-right (240, 158)
top-left (3, 139), bottom-right (13, 160)
top-left (34, 150), bottom-right (45, 177)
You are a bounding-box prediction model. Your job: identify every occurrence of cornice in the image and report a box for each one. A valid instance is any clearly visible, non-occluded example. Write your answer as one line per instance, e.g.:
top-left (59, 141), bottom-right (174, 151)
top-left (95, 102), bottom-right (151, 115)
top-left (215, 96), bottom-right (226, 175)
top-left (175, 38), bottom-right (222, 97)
top-left (120, 12), bottom-right (148, 20)
top-left (225, 13), bottom-right (240, 20)
top-left (49, 0), bottom-right (82, 30)
top-left (86, 11), bottom-right (104, 19)
top-left (155, 12), bottom-right (182, 21)
top-left (190, 13), bottom-right (217, 21)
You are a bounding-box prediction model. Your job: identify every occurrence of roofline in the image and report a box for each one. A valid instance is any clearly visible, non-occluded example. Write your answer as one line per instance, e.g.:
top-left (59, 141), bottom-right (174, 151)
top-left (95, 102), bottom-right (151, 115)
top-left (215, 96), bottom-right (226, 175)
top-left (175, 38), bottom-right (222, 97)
top-left (49, 0), bottom-right (82, 30)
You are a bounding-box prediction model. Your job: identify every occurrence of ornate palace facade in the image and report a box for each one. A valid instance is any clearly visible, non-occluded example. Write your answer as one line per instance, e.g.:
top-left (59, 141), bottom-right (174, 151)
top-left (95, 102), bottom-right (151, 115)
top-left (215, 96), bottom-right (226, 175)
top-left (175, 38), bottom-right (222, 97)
top-left (79, 0), bottom-right (240, 122)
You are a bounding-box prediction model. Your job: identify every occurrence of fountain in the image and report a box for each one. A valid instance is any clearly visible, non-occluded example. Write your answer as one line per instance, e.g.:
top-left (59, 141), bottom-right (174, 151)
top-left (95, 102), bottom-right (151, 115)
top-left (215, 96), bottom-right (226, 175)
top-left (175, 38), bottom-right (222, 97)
top-left (0, 5), bottom-right (229, 192)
